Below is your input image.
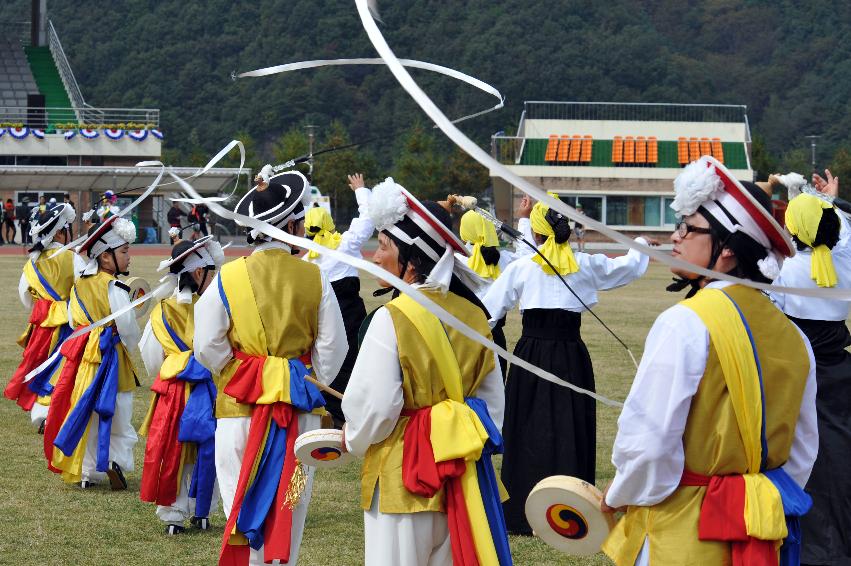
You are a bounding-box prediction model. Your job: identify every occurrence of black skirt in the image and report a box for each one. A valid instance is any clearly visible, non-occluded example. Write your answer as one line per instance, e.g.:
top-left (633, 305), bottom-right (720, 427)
top-left (324, 276), bottom-right (367, 422)
top-left (792, 317), bottom-right (851, 565)
top-left (501, 308), bottom-right (595, 535)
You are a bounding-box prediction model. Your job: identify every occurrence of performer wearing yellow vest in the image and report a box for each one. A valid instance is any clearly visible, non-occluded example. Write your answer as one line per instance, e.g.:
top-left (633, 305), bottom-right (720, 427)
top-left (602, 156), bottom-right (818, 566)
top-left (5, 203), bottom-right (83, 429)
top-left (194, 170), bottom-right (347, 566)
top-left (303, 172), bottom-right (374, 426)
top-left (139, 236), bottom-right (225, 534)
top-left (342, 178), bottom-right (511, 566)
top-left (42, 215), bottom-right (141, 489)
top-left (768, 170), bottom-right (851, 565)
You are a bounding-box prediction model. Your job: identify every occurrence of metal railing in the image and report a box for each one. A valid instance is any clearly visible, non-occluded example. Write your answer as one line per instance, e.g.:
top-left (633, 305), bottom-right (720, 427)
top-left (523, 101), bottom-right (749, 123)
top-left (0, 106), bottom-right (160, 128)
top-left (490, 135), bottom-right (525, 165)
top-left (47, 20), bottom-right (85, 115)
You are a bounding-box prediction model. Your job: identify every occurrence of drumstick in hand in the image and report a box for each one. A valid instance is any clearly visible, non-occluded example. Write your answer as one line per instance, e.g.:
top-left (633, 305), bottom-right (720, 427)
top-left (306, 375), bottom-right (343, 400)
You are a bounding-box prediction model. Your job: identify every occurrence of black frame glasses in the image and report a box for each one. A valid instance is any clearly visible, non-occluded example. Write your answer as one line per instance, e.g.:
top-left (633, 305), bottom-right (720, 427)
top-left (675, 221), bottom-right (712, 238)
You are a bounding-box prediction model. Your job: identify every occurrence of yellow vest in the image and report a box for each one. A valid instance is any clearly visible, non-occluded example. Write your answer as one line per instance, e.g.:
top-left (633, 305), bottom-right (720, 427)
top-left (603, 285), bottom-right (809, 564)
top-left (215, 249), bottom-right (322, 418)
top-left (17, 248), bottom-right (75, 348)
top-left (360, 289), bottom-right (496, 513)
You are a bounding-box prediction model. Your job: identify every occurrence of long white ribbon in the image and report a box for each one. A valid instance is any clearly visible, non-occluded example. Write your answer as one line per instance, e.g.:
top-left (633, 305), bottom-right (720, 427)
top-left (172, 172), bottom-right (624, 407)
top-left (238, 58), bottom-right (504, 125)
top-left (351, 0), bottom-right (851, 301)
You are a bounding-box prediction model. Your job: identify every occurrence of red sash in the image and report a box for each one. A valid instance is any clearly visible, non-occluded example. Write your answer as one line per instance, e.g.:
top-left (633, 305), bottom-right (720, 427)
top-left (5, 299), bottom-right (55, 411)
top-left (140, 376), bottom-right (187, 506)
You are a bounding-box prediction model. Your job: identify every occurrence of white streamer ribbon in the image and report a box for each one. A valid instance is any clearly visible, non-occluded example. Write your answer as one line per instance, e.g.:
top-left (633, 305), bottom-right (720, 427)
top-left (351, 0), bottom-right (851, 301)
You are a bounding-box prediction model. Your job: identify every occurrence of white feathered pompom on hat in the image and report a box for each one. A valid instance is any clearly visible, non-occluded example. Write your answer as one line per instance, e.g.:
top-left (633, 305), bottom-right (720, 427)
top-left (670, 158), bottom-right (725, 218)
top-left (773, 172), bottom-right (808, 200)
top-left (113, 217), bottom-right (137, 245)
top-left (368, 177), bottom-right (409, 231)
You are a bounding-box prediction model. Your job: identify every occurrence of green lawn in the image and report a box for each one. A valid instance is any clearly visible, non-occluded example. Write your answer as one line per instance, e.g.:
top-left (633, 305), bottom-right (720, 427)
top-left (0, 255), bottom-right (680, 565)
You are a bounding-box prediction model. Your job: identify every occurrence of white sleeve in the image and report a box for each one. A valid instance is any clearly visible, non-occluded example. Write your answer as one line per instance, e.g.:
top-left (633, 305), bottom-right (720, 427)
top-left (605, 305), bottom-right (708, 509)
top-left (473, 351), bottom-right (505, 431)
top-left (782, 326), bottom-right (819, 488)
top-left (310, 271), bottom-right (348, 385)
top-left (139, 318), bottom-right (165, 379)
top-left (72, 253), bottom-right (87, 280)
top-left (19, 272), bottom-right (32, 309)
top-left (193, 273), bottom-right (233, 375)
top-left (336, 188), bottom-right (374, 257)
top-left (342, 307), bottom-right (404, 456)
top-left (109, 280), bottom-right (141, 351)
top-left (514, 218), bottom-right (535, 255)
top-left (587, 237), bottom-right (650, 291)
top-left (482, 261), bottom-right (523, 325)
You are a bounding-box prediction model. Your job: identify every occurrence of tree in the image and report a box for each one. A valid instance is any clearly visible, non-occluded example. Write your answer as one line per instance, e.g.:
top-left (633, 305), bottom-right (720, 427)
top-left (829, 146), bottom-right (851, 201)
top-left (441, 148), bottom-right (490, 198)
top-left (392, 123), bottom-right (445, 201)
top-left (750, 134), bottom-right (779, 181)
top-left (779, 148), bottom-right (811, 177)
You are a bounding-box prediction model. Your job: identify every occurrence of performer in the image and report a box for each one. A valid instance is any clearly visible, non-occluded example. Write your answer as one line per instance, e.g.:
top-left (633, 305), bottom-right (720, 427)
top-left (39, 215), bottom-right (141, 489)
top-left (456, 209), bottom-right (513, 297)
top-left (601, 156), bottom-right (818, 566)
top-left (139, 236), bottom-right (225, 535)
top-left (482, 193), bottom-right (651, 534)
top-left (303, 172), bottom-right (373, 426)
top-left (342, 178), bottom-right (511, 566)
top-left (768, 170), bottom-right (851, 566)
top-left (5, 203), bottom-right (82, 430)
top-left (193, 169), bottom-right (347, 565)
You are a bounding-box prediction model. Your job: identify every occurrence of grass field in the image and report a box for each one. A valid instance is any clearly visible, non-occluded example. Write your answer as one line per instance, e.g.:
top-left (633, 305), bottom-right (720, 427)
top-left (0, 255), bottom-right (680, 565)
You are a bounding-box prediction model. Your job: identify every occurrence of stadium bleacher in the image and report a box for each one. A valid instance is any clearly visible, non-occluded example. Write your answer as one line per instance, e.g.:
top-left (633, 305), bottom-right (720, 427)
top-left (0, 38), bottom-right (39, 115)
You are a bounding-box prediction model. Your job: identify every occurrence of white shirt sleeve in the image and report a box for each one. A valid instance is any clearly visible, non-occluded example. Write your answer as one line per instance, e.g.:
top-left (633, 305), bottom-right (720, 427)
top-left (473, 351), bottom-right (505, 431)
top-left (19, 272), bottom-right (32, 309)
top-left (335, 188), bottom-right (374, 257)
top-left (606, 305), bottom-right (708, 508)
top-left (342, 307), bottom-right (404, 456)
top-left (514, 218), bottom-right (535, 255)
top-left (109, 280), bottom-right (141, 352)
top-left (72, 253), bottom-right (87, 280)
top-left (139, 318), bottom-right (165, 379)
top-left (310, 271), bottom-right (348, 385)
top-left (482, 260), bottom-right (523, 325)
top-left (587, 237), bottom-right (650, 291)
top-left (193, 273), bottom-right (233, 375)
top-left (782, 326), bottom-right (819, 488)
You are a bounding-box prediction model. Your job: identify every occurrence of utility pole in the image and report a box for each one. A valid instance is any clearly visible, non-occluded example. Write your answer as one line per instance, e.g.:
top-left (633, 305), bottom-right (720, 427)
top-left (805, 134), bottom-right (820, 173)
top-left (304, 124), bottom-right (317, 181)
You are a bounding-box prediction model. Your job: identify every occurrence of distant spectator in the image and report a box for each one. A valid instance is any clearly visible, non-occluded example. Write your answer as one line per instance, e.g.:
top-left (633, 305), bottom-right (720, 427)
top-left (37, 195), bottom-right (47, 216)
top-left (167, 202), bottom-right (186, 229)
top-left (2, 198), bottom-right (14, 244)
top-left (17, 199), bottom-right (32, 244)
top-left (194, 203), bottom-right (209, 237)
top-left (573, 203), bottom-right (587, 252)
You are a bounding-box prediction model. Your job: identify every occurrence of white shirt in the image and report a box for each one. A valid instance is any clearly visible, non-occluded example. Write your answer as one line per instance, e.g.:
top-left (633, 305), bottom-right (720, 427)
top-left (342, 303), bottom-right (505, 457)
top-left (605, 281), bottom-right (819, 509)
top-left (482, 237), bottom-right (650, 323)
top-left (18, 243), bottom-right (87, 309)
top-left (139, 317), bottom-right (163, 379)
top-left (770, 212), bottom-right (851, 321)
top-left (305, 188), bottom-right (373, 282)
top-left (455, 247), bottom-right (520, 300)
top-left (193, 241), bottom-right (348, 386)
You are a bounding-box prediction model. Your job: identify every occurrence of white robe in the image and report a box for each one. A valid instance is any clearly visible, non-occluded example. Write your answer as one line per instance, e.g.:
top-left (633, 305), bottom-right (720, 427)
top-left (342, 302), bottom-right (505, 566)
top-left (605, 281), bottom-right (819, 565)
top-left (193, 241), bottom-right (348, 565)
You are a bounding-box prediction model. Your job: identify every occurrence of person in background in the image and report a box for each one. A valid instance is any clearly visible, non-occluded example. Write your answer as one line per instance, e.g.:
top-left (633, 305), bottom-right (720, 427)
top-left (18, 198), bottom-right (32, 245)
top-left (167, 202), bottom-right (187, 233)
top-left (574, 203), bottom-right (587, 252)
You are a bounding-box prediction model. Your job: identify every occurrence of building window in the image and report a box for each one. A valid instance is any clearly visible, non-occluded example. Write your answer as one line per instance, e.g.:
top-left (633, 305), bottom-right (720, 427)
top-left (561, 193), bottom-right (672, 227)
top-left (663, 197), bottom-right (677, 225)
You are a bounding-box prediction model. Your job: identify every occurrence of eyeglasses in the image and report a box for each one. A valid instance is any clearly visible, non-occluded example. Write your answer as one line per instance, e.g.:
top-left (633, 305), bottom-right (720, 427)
top-left (675, 221), bottom-right (712, 238)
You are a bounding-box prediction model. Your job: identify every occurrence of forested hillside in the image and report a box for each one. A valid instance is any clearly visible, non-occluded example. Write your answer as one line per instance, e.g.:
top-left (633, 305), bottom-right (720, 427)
top-left (2, 0), bottom-right (850, 201)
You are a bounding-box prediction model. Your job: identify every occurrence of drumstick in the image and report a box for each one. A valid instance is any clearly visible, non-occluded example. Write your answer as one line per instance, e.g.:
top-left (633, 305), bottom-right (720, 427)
top-left (306, 375), bottom-right (343, 400)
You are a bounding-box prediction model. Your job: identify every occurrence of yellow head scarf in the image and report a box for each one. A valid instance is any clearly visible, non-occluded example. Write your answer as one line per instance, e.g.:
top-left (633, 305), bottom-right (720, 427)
top-left (785, 194), bottom-right (837, 287)
top-left (459, 210), bottom-right (501, 280)
top-left (304, 206), bottom-right (342, 260)
top-left (530, 193), bottom-right (579, 275)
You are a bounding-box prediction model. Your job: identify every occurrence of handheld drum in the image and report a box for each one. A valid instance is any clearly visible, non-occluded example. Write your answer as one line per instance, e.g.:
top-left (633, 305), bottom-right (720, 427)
top-left (294, 428), bottom-right (353, 469)
top-left (525, 475), bottom-right (615, 556)
top-left (123, 276), bottom-right (154, 320)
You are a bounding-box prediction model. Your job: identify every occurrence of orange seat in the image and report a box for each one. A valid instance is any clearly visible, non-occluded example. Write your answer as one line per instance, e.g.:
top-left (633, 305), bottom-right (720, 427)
top-left (580, 135), bottom-right (593, 163)
top-left (677, 137), bottom-right (689, 164)
top-left (647, 137), bottom-right (659, 164)
top-left (544, 135), bottom-right (559, 162)
top-left (556, 135), bottom-right (571, 162)
top-left (613, 136), bottom-right (624, 163)
top-left (635, 136), bottom-right (647, 164)
top-left (568, 134), bottom-right (582, 162)
top-left (623, 136), bottom-right (635, 164)
top-left (699, 137), bottom-right (712, 156)
top-left (711, 137), bottom-right (724, 163)
top-left (688, 137), bottom-right (700, 162)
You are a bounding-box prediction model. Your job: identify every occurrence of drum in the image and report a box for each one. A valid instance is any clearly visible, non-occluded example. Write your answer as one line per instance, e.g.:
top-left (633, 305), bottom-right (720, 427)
top-left (123, 277), bottom-right (153, 320)
top-left (525, 475), bottom-right (615, 556)
top-left (294, 428), bottom-right (353, 469)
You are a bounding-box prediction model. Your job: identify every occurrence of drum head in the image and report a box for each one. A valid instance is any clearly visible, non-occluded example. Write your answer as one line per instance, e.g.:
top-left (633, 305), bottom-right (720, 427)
top-left (123, 277), bottom-right (153, 320)
top-left (525, 475), bottom-right (614, 556)
top-left (294, 428), bottom-right (354, 469)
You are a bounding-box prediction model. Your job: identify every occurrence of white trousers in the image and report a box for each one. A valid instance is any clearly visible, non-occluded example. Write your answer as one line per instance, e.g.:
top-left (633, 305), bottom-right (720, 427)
top-left (31, 402), bottom-right (48, 427)
top-left (363, 487), bottom-right (452, 566)
top-left (81, 391), bottom-right (138, 482)
top-left (156, 464), bottom-right (221, 524)
top-left (216, 413), bottom-right (319, 566)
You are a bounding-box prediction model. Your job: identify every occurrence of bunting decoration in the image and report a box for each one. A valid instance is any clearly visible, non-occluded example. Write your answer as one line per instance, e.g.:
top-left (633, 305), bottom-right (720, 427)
top-left (104, 128), bottom-right (124, 140)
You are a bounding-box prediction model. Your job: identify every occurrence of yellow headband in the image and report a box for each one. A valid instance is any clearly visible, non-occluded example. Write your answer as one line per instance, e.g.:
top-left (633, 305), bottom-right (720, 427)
top-left (529, 193), bottom-right (579, 275)
top-left (460, 210), bottom-right (501, 279)
top-left (304, 206), bottom-right (341, 259)
top-left (785, 194), bottom-right (837, 287)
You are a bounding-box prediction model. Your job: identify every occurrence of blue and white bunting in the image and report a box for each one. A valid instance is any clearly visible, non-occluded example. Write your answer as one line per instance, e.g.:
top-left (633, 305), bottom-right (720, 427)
top-left (104, 128), bottom-right (124, 140)
top-left (80, 128), bottom-right (99, 139)
top-left (9, 126), bottom-right (28, 139)
top-left (128, 129), bottom-right (148, 142)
